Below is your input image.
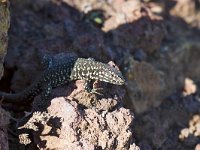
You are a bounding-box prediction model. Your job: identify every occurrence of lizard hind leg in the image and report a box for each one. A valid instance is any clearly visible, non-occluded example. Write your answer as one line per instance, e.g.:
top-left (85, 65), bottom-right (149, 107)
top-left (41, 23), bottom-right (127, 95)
top-left (0, 91), bottom-right (24, 104)
top-left (32, 84), bottom-right (52, 111)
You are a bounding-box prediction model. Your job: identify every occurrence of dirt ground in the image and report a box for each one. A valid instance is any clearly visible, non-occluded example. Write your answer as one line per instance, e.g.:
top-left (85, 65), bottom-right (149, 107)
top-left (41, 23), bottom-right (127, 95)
top-left (1, 0), bottom-right (200, 149)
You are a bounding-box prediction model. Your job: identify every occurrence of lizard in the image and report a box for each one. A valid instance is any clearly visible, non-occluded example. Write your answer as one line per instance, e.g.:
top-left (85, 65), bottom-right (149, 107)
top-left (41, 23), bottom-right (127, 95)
top-left (0, 56), bottom-right (125, 105)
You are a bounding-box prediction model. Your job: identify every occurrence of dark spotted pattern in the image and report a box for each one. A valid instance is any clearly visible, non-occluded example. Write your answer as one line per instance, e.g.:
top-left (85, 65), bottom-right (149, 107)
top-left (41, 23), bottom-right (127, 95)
top-left (0, 57), bottom-right (125, 104)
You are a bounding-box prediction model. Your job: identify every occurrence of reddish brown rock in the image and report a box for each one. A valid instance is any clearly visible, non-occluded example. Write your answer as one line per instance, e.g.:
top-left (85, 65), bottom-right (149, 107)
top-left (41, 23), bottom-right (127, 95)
top-left (125, 57), bottom-right (162, 113)
top-left (183, 78), bottom-right (197, 96)
top-left (19, 96), bottom-right (139, 149)
top-left (0, 106), bottom-right (10, 150)
top-left (0, 0), bottom-right (10, 79)
top-left (170, 0), bottom-right (200, 28)
top-left (196, 144), bottom-right (200, 150)
top-left (3, 0), bottom-right (200, 149)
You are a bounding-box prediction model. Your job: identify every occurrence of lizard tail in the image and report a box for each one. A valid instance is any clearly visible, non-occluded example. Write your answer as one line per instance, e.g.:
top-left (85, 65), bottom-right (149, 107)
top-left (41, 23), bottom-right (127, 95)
top-left (0, 91), bottom-right (24, 103)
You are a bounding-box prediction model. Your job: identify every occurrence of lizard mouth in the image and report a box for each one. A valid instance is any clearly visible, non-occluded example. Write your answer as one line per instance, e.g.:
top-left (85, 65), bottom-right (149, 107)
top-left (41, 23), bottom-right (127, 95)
top-left (114, 76), bottom-right (125, 85)
top-left (118, 78), bottom-right (126, 85)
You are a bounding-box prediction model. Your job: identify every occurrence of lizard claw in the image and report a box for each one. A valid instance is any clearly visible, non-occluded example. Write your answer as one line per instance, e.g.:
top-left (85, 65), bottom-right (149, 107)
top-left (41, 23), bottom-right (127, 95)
top-left (89, 88), bottom-right (104, 95)
top-left (24, 111), bottom-right (33, 117)
top-left (83, 80), bottom-right (104, 95)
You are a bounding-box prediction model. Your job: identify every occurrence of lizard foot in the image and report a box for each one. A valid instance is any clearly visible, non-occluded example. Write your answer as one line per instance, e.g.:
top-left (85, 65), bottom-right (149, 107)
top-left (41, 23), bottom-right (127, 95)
top-left (83, 80), bottom-right (104, 95)
top-left (89, 88), bottom-right (104, 95)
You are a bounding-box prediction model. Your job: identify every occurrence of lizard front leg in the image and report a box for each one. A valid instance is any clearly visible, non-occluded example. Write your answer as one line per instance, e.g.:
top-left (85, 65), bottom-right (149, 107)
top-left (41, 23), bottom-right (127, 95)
top-left (83, 80), bottom-right (103, 95)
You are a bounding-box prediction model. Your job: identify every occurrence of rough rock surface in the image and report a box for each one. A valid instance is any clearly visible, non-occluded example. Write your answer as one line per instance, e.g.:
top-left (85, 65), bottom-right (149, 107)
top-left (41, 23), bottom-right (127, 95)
top-left (179, 114), bottom-right (200, 141)
top-left (17, 71), bottom-right (139, 149)
top-left (125, 57), bottom-right (162, 113)
top-left (2, 0), bottom-right (200, 149)
top-left (170, 0), bottom-right (200, 28)
top-left (134, 83), bottom-right (200, 149)
top-left (19, 98), bottom-right (139, 150)
top-left (0, 1), bottom-right (10, 149)
top-left (0, 0), bottom-right (10, 79)
top-left (183, 78), bottom-right (197, 96)
top-left (0, 106), bottom-right (10, 150)
top-left (5, 0), bottom-right (200, 114)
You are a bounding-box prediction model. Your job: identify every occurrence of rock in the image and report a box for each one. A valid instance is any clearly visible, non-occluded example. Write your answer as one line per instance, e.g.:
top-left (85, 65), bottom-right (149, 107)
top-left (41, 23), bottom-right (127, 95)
top-left (4, 0), bottom-right (200, 149)
top-left (0, 0), bottom-right (10, 79)
top-left (179, 114), bottom-right (200, 146)
top-left (134, 90), bottom-right (200, 149)
top-left (125, 57), bottom-right (162, 113)
top-left (170, 0), bottom-right (200, 28)
top-left (0, 106), bottom-right (10, 150)
top-left (125, 41), bottom-right (200, 113)
top-left (196, 144), bottom-right (200, 150)
top-left (183, 78), bottom-right (197, 96)
top-left (133, 49), bottom-right (147, 61)
top-left (19, 97), bottom-right (139, 149)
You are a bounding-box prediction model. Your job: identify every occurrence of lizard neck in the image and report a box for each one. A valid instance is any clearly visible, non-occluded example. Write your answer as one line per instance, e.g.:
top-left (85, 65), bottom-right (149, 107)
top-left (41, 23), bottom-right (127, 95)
top-left (70, 58), bottom-right (94, 81)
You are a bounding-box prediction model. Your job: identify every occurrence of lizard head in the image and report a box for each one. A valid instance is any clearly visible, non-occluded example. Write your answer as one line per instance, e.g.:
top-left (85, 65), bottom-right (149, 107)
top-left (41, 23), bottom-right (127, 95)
top-left (71, 58), bottom-right (125, 85)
